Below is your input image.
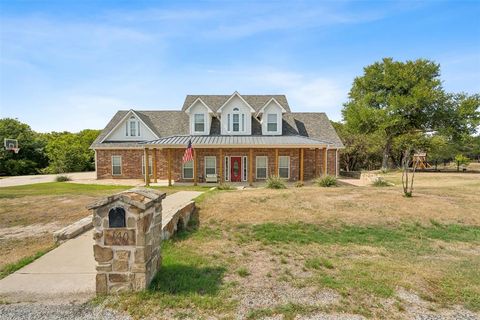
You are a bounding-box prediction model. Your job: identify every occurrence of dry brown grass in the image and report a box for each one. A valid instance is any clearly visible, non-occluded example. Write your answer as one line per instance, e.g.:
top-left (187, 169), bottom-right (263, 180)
top-left (199, 172), bottom-right (480, 226)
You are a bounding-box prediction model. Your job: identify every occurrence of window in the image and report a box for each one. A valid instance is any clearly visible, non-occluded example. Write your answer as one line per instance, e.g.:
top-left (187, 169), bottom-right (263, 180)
top-left (205, 156), bottom-right (216, 176)
top-left (278, 156), bottom-right (290, 179)
top-left (126, 116), bottom-right (140, 137)
top-left (256, 156), bottom-right (268, 179)
top-left (267, 114), bottom-right (277, 132)
top-left (183, 160), bottom-right (194, 179)
top-left (194, 114), bottom-right (205, 132)
top-left (112, 156), bottom-right (122, 175)
top-left (141, 155), bottom-right (153, 176)
top-left (232, 113), bottom-right (240, 132)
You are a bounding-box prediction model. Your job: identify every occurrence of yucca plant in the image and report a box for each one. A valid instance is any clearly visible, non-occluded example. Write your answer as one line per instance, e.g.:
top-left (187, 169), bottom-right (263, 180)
top-left (265, 175), bottom-right (287, 189)
top-left (316, 175), bottom-right (337, 187)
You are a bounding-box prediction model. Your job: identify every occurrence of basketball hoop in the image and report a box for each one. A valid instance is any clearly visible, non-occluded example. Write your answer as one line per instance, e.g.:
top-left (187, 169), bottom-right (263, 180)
top-left (12, 148), bottom-right (20, 154)
top-left (4, 138), bottom-right (19, 153)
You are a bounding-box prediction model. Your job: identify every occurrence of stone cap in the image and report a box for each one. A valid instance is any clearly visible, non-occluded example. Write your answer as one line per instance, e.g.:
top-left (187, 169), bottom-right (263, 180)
top-left (87, 187), bottom-right (166, 211)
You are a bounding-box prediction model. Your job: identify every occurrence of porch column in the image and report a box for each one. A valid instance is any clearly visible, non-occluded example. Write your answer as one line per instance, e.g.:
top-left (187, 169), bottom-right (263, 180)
top-left (249, 148), bottom-right (253, 186)
top-left (336, 149), bottom-right (339, 177)
top-left (193, 149), bottom-right (198, 186)
top-left (275, 148), bottom-right (279, 176)
top-left (300, 148), bottom-right (304, 182)
top-left (168, 148), bottom-right (172, 186)
top-left (144, 147), bottom-right (150, 186)
top-left (323, 147), bottom-right (328, 176)
top-left (314, 148), bottom-right (320, 178)
top-left (153, 148), bottom-right (158, 183)
top-left (219, 148), bottom-right (223, 183)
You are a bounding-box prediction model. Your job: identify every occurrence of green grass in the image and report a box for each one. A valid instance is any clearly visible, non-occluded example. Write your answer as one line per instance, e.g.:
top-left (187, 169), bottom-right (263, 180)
top-left (0, 182), bottom-right (211, 199)
top-left (236, 267), bottom-right (250, 277)
top-left (305, 257), bottom-right (334, 270)
top-left (97, 240), bottom-right (235, 317)
top-left (0, 182), bottom-right (130, 198)
top-left (0, 246), bottom-right (56, 279)
top-left (250, 222), bottom-right (480, 249)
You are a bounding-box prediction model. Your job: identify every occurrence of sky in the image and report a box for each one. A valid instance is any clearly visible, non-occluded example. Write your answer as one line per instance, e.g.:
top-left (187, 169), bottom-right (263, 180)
top-left (0, 0), bottom-right (479, 133)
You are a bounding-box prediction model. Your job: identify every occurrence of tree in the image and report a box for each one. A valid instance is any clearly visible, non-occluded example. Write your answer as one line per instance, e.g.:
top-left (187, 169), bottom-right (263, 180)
top-left (454, 154), bottom-right (470, 172)
top-left (0, 118), bottom-right (48, 175)
top-left (343, 58), bottom-right (446, 169)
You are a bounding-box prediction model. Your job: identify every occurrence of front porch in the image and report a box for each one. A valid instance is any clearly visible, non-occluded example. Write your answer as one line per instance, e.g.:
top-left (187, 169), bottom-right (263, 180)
top-left (141, 143), bottom-right (338, 187)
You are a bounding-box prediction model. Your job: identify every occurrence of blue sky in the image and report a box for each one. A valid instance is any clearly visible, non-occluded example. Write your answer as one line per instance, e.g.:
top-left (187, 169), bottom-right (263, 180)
top-left (0, 0), bottom-right (479, 132)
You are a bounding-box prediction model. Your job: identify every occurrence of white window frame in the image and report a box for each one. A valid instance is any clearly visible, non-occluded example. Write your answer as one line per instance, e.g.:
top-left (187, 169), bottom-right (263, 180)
top-left (194, 113), bottom-right (205, 133)
top-left (141, 155), bottom-right (153, 176)
top-left (112, 155), bottom-right (122, 176)
top-left (232, 113), bottom-right (240, 132)
top-left (256, 156), bottom-right (268, 179)
top-left (204, 156), bottom-right (216, 177)
top-left (126, 116), bottom-right (140, 137)
top-left (183, 160), bottom-right (194, 179)
top-left (278, 156), bottom-right (290, 179)
top-left (267, 113), bottom-right (277, 132)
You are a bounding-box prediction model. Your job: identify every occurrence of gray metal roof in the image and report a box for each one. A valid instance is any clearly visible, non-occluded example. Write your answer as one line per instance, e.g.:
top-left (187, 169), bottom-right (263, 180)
top-left (141, 135), bottom-right (333, 148)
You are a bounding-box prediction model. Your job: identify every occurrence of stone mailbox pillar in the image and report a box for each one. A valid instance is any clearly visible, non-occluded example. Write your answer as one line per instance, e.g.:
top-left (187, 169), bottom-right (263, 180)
top-left (87, 187), bottom-right (166, 294)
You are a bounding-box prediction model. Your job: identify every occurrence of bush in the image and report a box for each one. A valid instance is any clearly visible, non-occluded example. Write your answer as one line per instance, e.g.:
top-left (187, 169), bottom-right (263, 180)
top-left (265, 175), bottom-right (286, 189)
top-left (294, 181), bottom-right (304, 188)
top-left (316, 175), bottom-right (337, 187)
top-left (56, 175), bottom-right (71, 182)
top-left (217, 183), bottom-right (234, 190)
top-left (372, 177), bottom-right (391, 187)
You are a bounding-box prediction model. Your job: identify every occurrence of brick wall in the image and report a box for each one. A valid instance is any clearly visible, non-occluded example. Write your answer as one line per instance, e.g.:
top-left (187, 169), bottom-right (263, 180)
top-left (96, 147), bottom-right (338, 181)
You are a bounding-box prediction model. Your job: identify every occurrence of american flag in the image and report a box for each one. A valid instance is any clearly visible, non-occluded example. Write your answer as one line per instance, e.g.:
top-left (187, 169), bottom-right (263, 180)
top-left (182, 139), bottom-right (194, 163)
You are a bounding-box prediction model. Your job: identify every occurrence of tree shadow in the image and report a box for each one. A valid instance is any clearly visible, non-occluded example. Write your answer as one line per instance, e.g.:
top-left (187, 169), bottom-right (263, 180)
top-left (149, 263), bottom-right (226, 296)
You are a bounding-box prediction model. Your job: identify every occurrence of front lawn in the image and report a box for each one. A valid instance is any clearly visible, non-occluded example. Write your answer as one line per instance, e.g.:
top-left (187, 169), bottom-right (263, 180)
top-left (99, 172), bottom-right (480, 319)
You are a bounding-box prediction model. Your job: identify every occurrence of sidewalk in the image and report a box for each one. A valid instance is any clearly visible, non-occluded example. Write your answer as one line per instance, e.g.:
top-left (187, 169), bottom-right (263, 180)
top-left (0, 191), bottom-right (203, 303)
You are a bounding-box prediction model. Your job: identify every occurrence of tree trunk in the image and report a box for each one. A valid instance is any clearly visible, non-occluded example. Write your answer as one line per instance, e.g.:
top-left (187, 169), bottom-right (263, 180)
top-left (381, 138), bottom-right (392, 170)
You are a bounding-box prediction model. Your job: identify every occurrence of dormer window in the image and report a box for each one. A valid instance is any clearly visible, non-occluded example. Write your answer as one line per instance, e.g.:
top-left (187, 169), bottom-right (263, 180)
top-left (194, 114), bottom-right (205, 132)
top-left (126, 116), bottom-right (140, 137)
top-left (267, 114), bottom-right (277, 132)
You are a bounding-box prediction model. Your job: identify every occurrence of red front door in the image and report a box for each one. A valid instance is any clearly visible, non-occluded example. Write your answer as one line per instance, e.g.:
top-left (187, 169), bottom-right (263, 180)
top-left (230, 157), bottom-right (242, 182)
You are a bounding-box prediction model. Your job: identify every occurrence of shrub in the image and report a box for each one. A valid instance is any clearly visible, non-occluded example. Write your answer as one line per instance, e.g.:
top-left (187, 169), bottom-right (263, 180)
top-left (316, 175), bottom-right (337, 187)
top-left (265, 175), bottom-right (286, 189)
top-left (372, 177), bottom-right (391, 187)
top-left (56, 175), bottom-right (71, 182)
top-left (217, 183), bottom-right (234, 190)
top-left (294, 181), bottom-right (304, 188)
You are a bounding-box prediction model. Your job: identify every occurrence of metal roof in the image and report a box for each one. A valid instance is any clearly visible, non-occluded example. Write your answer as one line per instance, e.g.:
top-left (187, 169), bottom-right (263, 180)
top-left (141, 135), bottom-right (333, 148)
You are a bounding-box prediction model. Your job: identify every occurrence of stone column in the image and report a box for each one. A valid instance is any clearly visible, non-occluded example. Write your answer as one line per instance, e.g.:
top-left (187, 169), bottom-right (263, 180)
top-left (87, 187), bottom-right (166, 294)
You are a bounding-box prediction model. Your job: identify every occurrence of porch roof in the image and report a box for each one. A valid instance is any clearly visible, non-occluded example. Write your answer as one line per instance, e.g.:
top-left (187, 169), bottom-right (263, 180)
top-left (141, 135), bottom-right (333, 148)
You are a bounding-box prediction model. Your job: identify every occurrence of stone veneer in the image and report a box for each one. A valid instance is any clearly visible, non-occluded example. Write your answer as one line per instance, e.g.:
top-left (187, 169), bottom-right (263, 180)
top-left (96, 147), bottom-right (339, 181)
top-left (87, 187), bottom-right (166, 294)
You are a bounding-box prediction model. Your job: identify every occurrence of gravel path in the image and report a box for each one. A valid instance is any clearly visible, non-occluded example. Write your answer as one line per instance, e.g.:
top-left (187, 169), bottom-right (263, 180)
top-left (0, 303), bottom-right (131, 320)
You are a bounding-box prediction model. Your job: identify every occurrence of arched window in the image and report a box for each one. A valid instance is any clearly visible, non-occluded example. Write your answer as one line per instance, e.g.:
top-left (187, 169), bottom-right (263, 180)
top-left (232, 108), bottom-right (240, 132)
top-left (126, 116), bottom-right (140, 137)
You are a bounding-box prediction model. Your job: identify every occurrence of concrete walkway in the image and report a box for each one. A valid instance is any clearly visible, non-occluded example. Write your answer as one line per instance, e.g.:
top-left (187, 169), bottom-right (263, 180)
top-left (0, 172), bottom-right (96, 187)
top-left (0, 191), bottom-right (203, 303)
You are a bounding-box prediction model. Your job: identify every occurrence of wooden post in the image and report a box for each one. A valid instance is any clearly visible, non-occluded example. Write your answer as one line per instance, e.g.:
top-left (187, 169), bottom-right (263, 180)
top-left (323, 147), bottom-right (328, 176)
top-left (314, 148), bottom-right (320, 178)
top-left (153, 148), bottom-right (158, 183)
top-left (300, 148), bottom-right (304, 182)
top-left (193, 149), bottom-right (198, 186)
top-left (219, 148), bottom-right (223, 183)
top-left (168, 148), bottom-right (172, 186)
top-left (275, 148), bottom-right (279, 176)
top-left (249, 148), bottom-right (253, 186)
top-left (144, 147), bottom-right (150, 186)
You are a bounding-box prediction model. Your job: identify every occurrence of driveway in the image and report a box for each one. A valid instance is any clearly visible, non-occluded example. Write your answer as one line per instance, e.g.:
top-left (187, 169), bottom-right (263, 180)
top-left (0, 172), bottom-right (96, 187)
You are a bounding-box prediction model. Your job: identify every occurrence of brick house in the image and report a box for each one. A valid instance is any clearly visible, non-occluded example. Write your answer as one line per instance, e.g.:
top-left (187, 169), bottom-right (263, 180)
top-left (91, 92), bottom-right (344, 185)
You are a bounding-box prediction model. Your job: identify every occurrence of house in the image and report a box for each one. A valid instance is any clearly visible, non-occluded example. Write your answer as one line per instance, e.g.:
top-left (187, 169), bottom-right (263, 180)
top-left (90, 92), bottom-right (344, 185)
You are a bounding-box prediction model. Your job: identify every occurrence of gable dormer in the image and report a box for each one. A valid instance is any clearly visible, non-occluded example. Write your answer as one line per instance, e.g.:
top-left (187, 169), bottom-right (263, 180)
top-left (257, 98), bottom-right (286, 135)
top-left (101, 110), bottom-right (159, 142)
top-left (217, 92), bottom-right (255, 135)
top-left (184, 98), bottom-right (213, 135)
